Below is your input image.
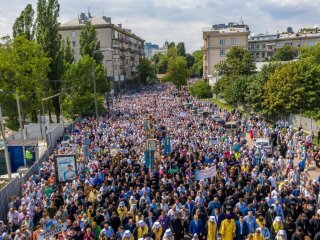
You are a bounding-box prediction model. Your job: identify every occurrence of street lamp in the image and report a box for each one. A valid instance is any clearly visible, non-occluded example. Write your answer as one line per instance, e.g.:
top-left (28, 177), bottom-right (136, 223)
top-left (92, 48), bottom-right (114, 128)
top-left (0, 89), bottom-right (26, 167)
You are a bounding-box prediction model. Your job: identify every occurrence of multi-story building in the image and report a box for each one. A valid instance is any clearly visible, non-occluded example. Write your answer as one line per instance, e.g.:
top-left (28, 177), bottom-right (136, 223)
top-left (203, 22), bottom-right (250, 79)
top-left (59, 13), bottom-right (145, 91)
top-left (152, 41), bottom-right (169, 56)
top-left (249, 27), bottom-right (320, 62)
top-left (144, 42), bottom-right (159, 59)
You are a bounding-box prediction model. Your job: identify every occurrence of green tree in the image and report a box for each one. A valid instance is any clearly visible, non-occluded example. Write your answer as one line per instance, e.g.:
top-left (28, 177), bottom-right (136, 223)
top-left (191, 50), bottom-right (203, 77)
top-left (262, 61), bottom-right (320, 116)
top-left (79, 21), bottom-right (103, 64)
top-left (35, 0), bottom-right (64, 122)
top-left (176, 42), bottom-right (186, 56)
top-left (185, 53), bottom-right (195, 70)
top-left (138, 58), bottom-right (155, 84)
top-left (223, 75), bottom-right (253, 105)
top-left (215, 47), bottom-right (255, 76)
top-left (271, 45), bottom-right (298, 61)
top-left (157, 53), bottom-right (168, 74)
top-left (189, 80), bottom-right (212, 99)
top-left (63, 56), bottom-right (110, 119)
top-left (61, 38), bottom-right (74, 64)
top-left (245, 62), bottom-right (282, 112)
top-left (163, 56), bottom-right (189, 90)
top-left (0, 36), bottom-right (50, 128)
top-left (13, 4), bottom-right (35, 40)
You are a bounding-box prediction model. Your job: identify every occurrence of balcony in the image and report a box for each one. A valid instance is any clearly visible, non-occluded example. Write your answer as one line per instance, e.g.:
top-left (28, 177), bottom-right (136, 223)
top-left (112, 35), bottom-right (118, 40)
top-left (130, 56), bottom-right (135, 60)
top-left (112, 44), bottom-right (119, 49)
top-left (119, 37), bottom-right (125, 42)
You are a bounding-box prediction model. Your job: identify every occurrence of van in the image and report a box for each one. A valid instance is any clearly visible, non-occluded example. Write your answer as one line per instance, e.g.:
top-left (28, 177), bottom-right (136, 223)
top-left (225, 121), bottom-right (238, 130)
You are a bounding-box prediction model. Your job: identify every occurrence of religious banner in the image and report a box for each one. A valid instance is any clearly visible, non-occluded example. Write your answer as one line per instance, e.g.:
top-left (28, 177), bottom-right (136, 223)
top-left (38, 223), bottom-right (67, 240)
top-left (194, 166), bottom-right (217, 181)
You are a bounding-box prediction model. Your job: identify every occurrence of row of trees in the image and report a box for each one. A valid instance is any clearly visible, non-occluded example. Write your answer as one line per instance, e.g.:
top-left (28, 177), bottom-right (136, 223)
top-left (213, 44), bottom-right (320, 119)
top-left (0, 1), bottom-right (111, 128)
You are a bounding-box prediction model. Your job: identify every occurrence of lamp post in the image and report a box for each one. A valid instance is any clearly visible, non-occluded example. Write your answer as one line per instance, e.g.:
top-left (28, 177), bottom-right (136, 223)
top-left (0, 104), bottom-right (12, 179)
top-left (92, 48), bottom-right (114, 128)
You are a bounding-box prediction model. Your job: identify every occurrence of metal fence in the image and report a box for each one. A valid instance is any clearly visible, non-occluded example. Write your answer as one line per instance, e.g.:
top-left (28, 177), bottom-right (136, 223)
top-left (0, 178), bottom-right (21, 220)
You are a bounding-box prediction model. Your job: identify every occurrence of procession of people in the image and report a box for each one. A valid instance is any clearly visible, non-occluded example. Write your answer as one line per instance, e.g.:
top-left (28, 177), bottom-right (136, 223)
top-left (2, 83), bottom-right (320, 240)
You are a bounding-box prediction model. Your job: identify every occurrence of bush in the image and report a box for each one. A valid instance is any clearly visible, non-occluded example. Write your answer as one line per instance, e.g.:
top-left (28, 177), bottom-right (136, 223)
top-left (188, 80), bottom-right (213, 99)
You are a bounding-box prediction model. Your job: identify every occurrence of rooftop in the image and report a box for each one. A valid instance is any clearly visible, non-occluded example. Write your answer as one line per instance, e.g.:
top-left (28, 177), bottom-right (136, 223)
top-left (203, 22), bottom-right (249, 33)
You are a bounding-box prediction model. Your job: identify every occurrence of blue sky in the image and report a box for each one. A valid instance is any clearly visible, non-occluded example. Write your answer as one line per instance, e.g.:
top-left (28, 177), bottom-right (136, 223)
top-left (0, 0), bottom-right (319, 52)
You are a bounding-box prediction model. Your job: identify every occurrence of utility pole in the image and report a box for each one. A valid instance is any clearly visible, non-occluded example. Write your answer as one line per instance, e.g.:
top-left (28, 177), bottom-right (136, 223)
top-left (16, 94), bottom-right (26, 166)
top-left (0, 105), bottom-right (12, 179)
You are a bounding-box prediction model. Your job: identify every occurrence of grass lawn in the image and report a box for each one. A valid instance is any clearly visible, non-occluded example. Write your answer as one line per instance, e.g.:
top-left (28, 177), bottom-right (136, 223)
top-left (211, 98), bottom-right (250, 117)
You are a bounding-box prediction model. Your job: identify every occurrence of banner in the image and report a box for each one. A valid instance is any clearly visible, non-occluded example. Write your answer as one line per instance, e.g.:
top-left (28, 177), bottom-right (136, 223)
top-left (54, 155), bottom-right (78, 183)
top-left (194, 166), bottom-right (217, 181)
top-left (38, 223), bottom-right (67, 240)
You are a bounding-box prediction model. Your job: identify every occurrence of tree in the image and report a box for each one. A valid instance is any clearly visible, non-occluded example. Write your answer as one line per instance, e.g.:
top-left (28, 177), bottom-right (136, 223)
top-left (35, 0), bottom-right (64, 123)
top-left (176, 42), bottom-right (186, 56)
top-left (163, 56), bottom-right (189, 90)
top-left (62, 56), bottom-right (110, 119)
top-left (13, 4), bottom-right (35, 40)
top-left (262, 61), bottom-right (320, 116)
top-left (271, 45), bottom-right (298, 61)
top-left (157, 53), bottom-right (168, 74)
top-left (138, 58), bottom-right (155, 84)
top-left (189, 80), bottom-right (212, 99)
top-left (215, 47), bottom-right (255, 76)
top-left (79, 21), bottom-right (103, 64)
top-left (61, 38), bottom-right (74, 64)
top-left (0, 36), bottom-right (50, 128)
top-left (223, 75), bottom-right (253, 105)
top-left (185, 53), bottom-right (195, 70)
top-left (245, 62), bottom-right (282, 112)
top-left (191, 50), bottom-right (203, 77)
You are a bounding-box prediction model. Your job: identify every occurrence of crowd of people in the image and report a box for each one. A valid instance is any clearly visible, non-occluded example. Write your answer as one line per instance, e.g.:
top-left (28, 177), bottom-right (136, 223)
top-left (1, 83), bottom-right (320, 240)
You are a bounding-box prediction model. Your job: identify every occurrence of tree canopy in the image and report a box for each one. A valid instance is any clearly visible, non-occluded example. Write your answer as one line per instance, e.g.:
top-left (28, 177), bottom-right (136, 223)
top-left (271, 45), bottom-right (299, 61)
top-left (13, 4), bottom-right (35, 40)
top-left (163, 56), bottom-right (189, 90)
top-left (215, 47), bottom-right (255, 76)
top-left (79, 21), bottom-right (103, 64)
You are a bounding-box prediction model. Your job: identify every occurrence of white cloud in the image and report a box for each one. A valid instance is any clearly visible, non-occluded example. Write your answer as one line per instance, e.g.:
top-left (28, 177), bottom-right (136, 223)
top-left (0, 0), bottom-right (319, 52)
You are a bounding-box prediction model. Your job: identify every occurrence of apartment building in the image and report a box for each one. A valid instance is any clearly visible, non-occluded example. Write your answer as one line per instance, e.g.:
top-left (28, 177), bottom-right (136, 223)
top-left (203, 22), bottom-right (250, 79)
top-left (59, 13), bottom-right (145, 90)
top-left (249, 27), bottom-right (320, 62)
top-left (144, 42), bottom-right (159, 59)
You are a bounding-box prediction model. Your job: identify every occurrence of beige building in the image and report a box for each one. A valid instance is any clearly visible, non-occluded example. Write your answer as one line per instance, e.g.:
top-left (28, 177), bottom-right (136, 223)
top-left (203, 22), bottom-right (250, 79)
top-left (59, 13), bottom-right (145, 91)
top-left (249, 27), bottom-right (320, 62)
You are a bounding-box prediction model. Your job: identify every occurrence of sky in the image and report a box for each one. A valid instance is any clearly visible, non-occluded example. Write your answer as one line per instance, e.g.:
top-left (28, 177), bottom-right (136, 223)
top-left (0, 0), bottom-right (319, 53)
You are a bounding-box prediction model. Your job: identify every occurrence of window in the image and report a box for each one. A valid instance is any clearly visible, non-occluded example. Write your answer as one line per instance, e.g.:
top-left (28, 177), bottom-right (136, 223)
top-left (72, 41), bottom-right (76, 47)
top-left (308, 41), bottom-right (315, 46)
top-left (231, 37), bottom-right (237, 45)
top-left (71, 31), bottom-right (76, 38)
top-left (256, 44), bottom-right (260, 49)
top-left (255, 52), bottom-right (260, 57)
top-left (250, 44), bottom-right (254, 50)
top-left (262, 44), bottom-right (266, 49)
top-left (219, 49), bottom-right (225, 56)
top-left (262, 52), bottom-right (265, 58)
top-left (219, 39), bottom-right (225, 45)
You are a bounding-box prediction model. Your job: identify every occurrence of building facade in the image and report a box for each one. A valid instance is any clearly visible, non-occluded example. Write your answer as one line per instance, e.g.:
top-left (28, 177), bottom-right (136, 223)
top-left (59, 13), bottom-right (145, 91)
top-left (249, 28), bottom-right (320, 62)
top-left (203, 22), bottom-right (250, 79)
top-left (144, 42), bottom-right (159, 59)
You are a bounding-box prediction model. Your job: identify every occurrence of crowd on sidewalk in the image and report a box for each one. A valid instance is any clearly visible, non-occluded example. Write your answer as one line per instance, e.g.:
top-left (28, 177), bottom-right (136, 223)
top-left (1, 83), bottom-right (320, 240)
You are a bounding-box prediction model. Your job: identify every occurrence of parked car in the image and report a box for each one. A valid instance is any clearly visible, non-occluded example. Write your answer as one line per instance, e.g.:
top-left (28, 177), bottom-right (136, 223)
top-left (254, 138), bottom-right (273, 156)
top-left (225, 121), bottom-right (238, 131)
top-left (209, 115), bottom-right (225, 126)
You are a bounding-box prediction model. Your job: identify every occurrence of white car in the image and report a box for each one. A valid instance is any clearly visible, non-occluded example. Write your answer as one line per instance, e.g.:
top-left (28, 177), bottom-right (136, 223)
top-left (254, 138), bottom-right (272, 156)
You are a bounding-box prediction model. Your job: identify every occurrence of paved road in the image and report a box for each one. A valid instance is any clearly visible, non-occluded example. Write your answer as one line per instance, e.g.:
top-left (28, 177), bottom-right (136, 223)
top-left (245, 133), bottom-right (319, 180)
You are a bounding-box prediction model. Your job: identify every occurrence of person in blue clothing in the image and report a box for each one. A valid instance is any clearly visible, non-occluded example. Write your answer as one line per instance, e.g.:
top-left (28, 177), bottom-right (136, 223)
top-left (189, 214), bottom-right (203, 239)
top-left (63, 164), bottom-right (77, 181)
top-left (243, 211), bottom-right (258, 234)
top-left (236, 213), bottom-right (249, 240)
